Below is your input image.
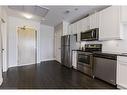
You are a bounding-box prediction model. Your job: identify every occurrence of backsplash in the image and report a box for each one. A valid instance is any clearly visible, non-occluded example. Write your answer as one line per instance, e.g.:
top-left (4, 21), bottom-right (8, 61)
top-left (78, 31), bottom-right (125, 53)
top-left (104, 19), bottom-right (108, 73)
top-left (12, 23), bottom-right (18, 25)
top-left (80, 24), bottom-right (127, 53)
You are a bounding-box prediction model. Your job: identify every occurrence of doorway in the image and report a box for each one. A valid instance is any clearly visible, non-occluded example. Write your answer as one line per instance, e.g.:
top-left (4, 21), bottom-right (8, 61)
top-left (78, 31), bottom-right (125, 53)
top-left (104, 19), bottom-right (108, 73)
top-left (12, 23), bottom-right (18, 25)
top-left (54, 26), bottom-right (62, 63)
top-left (17, 27), bottom-right (37, 66)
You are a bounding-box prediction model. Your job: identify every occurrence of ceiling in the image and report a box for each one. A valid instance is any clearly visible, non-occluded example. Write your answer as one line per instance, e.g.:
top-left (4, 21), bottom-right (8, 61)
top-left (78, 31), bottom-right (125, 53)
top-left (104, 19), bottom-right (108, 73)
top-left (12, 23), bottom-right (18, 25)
top-left (7, 6), bottom-right (109, 26)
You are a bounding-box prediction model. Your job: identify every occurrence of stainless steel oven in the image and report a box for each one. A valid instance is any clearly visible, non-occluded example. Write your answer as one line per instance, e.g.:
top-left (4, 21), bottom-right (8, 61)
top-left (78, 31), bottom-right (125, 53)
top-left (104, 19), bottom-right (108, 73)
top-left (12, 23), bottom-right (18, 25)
top-left (77, 52), bottom-right (93, 68)
top-left (77, 44), bottom-right (102, 77)
top-left (77, 51), bottom-right (93, 76)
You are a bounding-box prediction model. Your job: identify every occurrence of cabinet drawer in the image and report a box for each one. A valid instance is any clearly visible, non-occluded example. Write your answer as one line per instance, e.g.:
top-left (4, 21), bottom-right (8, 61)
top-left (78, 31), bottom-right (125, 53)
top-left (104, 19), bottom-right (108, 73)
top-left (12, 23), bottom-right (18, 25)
top-left (117, 56), bottom-right (127, 63)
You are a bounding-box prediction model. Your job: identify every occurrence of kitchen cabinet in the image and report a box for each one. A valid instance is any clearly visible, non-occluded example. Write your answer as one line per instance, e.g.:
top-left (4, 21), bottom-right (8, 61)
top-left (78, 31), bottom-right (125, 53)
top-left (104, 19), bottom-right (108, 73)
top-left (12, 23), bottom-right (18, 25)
top-left (99, 6), bottom-right (123, 40)
top-left (121, 6), bottom-right (127, 22)
top-left (89, 12), bottom-right (99, 29)
top-left (68, 25), bottom-right (71, 35)
top-left (82, 16), bottom-right (90, 31)
top-left (77, 20), bottom-right (83, 33)
top-left (62, 21), bottom-right (70, 36)
top-left (117, 56), bottom-right (127, 89)
top-left (70, 22), bottom-right (77, 34)
top-left (69, 6), bottom-right (127, 41)
top-left (72, 51), bottom-right (77, 69)
top-left (76, 20), bottom-right (83, 42)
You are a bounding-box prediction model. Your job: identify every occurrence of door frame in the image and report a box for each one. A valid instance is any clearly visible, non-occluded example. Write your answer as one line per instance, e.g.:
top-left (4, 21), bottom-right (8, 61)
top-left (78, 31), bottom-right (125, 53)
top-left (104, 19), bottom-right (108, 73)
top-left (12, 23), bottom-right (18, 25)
top-left (17, 26), bottom-right (37, 66)
top-left (0, 19), bottom-right (3, 72)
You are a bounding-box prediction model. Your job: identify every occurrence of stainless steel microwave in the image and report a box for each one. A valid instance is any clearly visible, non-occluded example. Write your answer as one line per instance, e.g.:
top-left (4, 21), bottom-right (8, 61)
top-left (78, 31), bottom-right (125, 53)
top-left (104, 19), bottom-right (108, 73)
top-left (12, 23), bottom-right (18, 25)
top-left (81, 28), bottom-right (99, 41)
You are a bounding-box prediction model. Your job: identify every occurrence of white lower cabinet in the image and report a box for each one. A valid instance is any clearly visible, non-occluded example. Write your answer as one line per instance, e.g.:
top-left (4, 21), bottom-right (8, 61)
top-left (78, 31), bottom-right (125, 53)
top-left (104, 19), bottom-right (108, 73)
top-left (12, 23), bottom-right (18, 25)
top-left (117, 56), bottom-right (127, 89)
top-left (72, 51), bottom-right (77, 69)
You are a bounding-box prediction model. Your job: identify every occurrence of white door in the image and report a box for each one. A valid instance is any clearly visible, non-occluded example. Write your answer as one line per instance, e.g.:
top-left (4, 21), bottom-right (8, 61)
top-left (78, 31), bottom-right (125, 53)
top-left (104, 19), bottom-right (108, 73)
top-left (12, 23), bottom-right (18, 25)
top-left (17, 27), bottom-right (36, 66)
top-left (54, 28), bottom-right (62, 63)
top-left (0, 19), bottom-right (3, 85)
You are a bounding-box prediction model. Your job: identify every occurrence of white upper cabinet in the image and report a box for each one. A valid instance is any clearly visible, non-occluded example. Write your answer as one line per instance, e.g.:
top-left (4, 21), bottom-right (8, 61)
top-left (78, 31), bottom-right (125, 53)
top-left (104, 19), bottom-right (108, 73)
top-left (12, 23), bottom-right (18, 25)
top-left (76, 20), bottom-right (83, 42)
top-left (62, 21), bottom-right (70, 36)
top-left (120, 6), bottom-right (127, 22)
top-left (70, 22), bottom-right (77, 34)
top-left (82, 16), bottom-right (90, 31)
top-left (89, 12), bottom-right (99, 29)
top-left (68, 25), bottom-right (71, 35)
top-left (99, 6), bottom-right (123, 40)
top-left (77, 20), bottom-right (83, 33)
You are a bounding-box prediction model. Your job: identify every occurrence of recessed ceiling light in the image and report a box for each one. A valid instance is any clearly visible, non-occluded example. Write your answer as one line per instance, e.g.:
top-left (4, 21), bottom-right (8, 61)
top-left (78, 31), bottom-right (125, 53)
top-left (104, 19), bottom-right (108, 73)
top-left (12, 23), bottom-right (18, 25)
top-left (74, 8), bottom-right (78, 11)
top-left (64, 10), bottom-right (70, 14)
top-left (22, 13), bottom-right (33, 19)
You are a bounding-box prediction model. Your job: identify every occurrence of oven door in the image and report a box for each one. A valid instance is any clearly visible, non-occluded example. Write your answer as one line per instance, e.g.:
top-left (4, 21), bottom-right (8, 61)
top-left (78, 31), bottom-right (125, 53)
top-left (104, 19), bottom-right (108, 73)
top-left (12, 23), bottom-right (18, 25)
top-left (77, 52), bottom-right (92, 68)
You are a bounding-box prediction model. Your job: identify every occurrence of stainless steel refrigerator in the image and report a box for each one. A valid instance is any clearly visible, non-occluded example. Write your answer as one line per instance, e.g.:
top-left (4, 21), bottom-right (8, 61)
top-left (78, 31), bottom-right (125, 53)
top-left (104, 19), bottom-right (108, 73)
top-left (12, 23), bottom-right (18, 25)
top-left (61, 35), bottom-right (77, 68)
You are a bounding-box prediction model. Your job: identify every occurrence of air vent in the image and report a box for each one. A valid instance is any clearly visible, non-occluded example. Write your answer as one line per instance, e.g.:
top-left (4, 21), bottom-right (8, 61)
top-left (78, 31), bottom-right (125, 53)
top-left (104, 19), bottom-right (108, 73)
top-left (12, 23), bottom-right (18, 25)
top-left (8, 6), bottom-right (49, 18)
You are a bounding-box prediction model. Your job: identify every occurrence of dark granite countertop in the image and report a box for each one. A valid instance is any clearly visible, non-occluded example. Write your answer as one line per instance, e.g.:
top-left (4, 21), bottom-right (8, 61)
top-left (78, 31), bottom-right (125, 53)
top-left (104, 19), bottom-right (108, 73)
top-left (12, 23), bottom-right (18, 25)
top-left (118, 53), bottom-right (127, 57)
top-left (72, 49), bottom-right (127, 57)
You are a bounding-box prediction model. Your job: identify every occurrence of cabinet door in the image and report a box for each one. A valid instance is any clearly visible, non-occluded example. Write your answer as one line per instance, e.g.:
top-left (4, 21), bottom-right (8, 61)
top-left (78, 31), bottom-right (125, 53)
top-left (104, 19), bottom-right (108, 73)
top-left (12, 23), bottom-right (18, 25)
top-left (62, 21), bottom-right (69, 36)
top-left (82, 16), bottom-right (90, 31)
top-left (72, 51), bottom-right (77, 69)
top-left (77, 20), bottom-right (83, 42)
top-left (117, 62), bottom-right (127, 88)
top-left (70, 23), bottom-right (77, 34)
top-left (68, 25), bottom-right (71, 35)
top-left (90, 12), bottom-right (99, 29)
top-left (117, 56), bottom-right (127, 88)
top-left (99, 6), bottom-right (121, 40)
top-left (73, 22), bottom-right (77, 34)
top-left (121, 6), bottom-right (127, 22)
top-left (77, 20), bottom-right (83, 33)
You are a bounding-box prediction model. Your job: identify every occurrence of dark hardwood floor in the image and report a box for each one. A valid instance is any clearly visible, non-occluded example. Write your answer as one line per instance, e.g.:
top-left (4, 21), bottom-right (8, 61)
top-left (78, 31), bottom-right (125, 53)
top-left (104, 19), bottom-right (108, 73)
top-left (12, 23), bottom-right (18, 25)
top-left (0, 61), bottom-right (117, 89)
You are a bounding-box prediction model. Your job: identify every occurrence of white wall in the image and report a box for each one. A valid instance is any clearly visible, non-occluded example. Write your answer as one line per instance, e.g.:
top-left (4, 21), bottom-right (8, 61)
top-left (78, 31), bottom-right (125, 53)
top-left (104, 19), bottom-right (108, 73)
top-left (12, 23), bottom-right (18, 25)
top-left (40, 24), bottom-right (54, 61)
top-left (8, 16), bottom-right (41, 67)
top-left (81, 24), bottom-right (127, 53)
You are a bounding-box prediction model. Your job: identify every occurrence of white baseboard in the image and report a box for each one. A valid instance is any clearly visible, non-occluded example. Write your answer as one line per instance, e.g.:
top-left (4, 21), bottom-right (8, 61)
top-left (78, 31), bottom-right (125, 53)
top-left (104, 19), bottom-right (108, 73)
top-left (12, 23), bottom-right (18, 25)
top-left (8, 59), bottom-right (55, 68)
top-left (18, 63), bottom-right (36, 67)
top-left (8, 63), bottom-right (36, 68)
top-left (40, 58), bottom-right (55, 62)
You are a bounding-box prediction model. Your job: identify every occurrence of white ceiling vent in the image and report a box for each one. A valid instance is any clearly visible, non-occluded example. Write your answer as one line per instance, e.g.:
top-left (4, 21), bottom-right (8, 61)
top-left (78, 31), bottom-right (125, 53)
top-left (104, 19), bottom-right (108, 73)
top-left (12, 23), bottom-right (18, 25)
top-left (8, 6), bottom-right (49, 18)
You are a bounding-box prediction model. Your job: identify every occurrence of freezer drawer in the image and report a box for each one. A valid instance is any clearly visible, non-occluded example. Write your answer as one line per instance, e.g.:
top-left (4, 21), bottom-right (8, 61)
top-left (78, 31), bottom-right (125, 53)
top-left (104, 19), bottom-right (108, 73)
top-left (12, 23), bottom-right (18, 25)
top-left (94, 57), bottom-right (117, 85)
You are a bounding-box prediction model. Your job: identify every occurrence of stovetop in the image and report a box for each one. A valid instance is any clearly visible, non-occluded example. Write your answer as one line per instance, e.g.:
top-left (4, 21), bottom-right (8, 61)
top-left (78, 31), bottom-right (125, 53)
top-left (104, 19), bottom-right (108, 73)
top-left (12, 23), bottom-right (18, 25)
top-left (73, 44), bottom-right (127, 56)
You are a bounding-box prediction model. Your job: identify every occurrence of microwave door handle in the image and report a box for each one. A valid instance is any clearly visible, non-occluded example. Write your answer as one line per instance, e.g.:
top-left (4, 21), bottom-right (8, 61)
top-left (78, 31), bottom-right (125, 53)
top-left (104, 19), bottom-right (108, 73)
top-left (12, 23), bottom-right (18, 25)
top-left (92, 31), bottom-right (94, 37)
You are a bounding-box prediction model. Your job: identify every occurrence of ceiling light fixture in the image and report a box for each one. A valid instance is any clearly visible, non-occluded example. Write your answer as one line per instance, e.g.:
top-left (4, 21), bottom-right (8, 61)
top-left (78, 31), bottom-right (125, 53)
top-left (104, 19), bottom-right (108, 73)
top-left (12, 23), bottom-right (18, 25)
top-left (74, 8), bottom-right (78, 11)
top-left (23, 13), bottom-right (33, 19)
